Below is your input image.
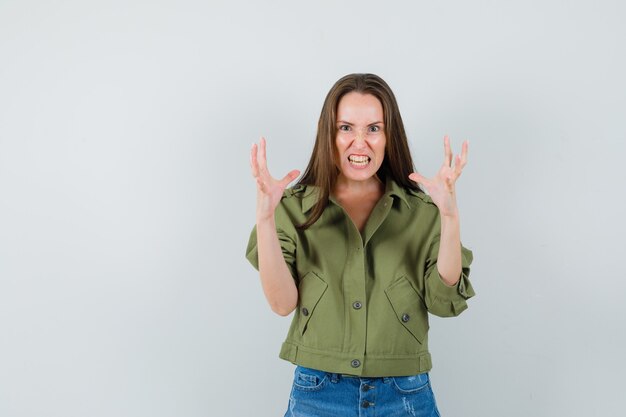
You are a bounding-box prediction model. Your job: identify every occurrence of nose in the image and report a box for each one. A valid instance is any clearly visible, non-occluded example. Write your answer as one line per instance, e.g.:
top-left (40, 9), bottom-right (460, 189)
top-left (353, 129), bottom-right (366, 143)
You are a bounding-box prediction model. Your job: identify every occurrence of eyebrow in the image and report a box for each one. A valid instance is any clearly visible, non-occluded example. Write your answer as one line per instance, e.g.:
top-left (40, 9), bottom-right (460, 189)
top-left (336, 120), bottom-right (384, 125)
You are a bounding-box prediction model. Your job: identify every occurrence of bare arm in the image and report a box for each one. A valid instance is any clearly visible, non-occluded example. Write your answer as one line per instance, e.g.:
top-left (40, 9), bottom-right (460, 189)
top-left (256, 217), bottom-right (298, 316)
top-left (409, 135), bottom-right (468, 286)
top-left (250, 136), bottom-right (300, 316)
top-left (437, 213), bottom-right (462, 286)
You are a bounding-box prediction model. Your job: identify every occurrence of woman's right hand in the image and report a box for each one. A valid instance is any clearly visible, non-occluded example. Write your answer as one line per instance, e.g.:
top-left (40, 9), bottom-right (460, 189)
top-left (250, 136), bottom-right (300, 222)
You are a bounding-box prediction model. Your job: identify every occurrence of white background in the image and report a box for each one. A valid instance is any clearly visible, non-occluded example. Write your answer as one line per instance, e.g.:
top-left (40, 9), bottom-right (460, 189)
top-left (1, 1), bottom-right (624, 416)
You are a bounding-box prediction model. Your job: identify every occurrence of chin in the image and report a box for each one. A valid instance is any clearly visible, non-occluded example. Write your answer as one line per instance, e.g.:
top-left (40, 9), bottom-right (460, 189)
top-left (339, 166), bottom-right (381, 182)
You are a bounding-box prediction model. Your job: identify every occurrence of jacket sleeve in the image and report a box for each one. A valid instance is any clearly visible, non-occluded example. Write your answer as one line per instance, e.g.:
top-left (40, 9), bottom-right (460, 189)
top-left (245, 223), bottom-right (297, 283)
top-left (423, 232), bottom-right (476, 318)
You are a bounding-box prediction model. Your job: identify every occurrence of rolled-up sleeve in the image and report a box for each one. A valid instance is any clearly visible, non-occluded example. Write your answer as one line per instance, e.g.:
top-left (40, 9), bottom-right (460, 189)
top-left (423, 234), bottom-right (476, 318)
top-left (245, 224), bottom-right (297, 282)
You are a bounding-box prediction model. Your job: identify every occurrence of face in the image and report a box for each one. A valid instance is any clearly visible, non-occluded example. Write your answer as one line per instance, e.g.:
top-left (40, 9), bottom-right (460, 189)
top-left (334, 92), bottom-right (386, 183)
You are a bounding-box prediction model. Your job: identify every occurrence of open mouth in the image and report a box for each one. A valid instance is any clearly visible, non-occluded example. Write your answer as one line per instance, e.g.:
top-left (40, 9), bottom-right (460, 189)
top-left (347, 155), bottom-right (371, 166)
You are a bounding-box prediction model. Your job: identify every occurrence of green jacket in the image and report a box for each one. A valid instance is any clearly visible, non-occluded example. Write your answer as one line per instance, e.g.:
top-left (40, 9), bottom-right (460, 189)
top-left (245, 175), bottom-right (476, 377)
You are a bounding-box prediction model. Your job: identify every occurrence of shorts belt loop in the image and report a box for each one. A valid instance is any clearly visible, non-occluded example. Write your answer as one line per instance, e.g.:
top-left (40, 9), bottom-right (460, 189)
top-left (329, 372), bottom-right (339, 383)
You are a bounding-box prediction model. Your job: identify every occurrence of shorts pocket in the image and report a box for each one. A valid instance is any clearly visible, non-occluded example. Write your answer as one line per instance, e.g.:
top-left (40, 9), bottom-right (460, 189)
top-left (384, 275), bottom-right (429, 344)
top-left (390, 372), bottom-right (430, 394)
top-left (292, 366), bottom-right (329, 392)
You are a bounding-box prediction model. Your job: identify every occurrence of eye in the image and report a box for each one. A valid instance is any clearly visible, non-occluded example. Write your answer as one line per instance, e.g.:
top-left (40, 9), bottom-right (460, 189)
top-left (369, 125), bottom-right (381, 132)
top-left (338, 125), bottom-right (351, 132)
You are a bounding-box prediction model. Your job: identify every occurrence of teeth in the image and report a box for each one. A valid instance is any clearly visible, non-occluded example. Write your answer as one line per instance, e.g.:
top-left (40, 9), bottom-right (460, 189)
top-left (348, 155), bottom-right (370, 162)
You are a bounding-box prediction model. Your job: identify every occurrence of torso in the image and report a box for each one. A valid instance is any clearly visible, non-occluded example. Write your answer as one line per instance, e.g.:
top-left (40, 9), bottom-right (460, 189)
top-left (333, 186), bottom-right (385, 234)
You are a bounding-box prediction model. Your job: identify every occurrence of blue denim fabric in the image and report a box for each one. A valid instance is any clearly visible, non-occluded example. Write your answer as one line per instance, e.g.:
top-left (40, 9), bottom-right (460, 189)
top-left (284, 365), bottom-right (441, 417)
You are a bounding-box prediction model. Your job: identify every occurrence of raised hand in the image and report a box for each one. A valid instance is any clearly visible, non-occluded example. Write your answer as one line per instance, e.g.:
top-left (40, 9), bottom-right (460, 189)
top-left (408, 135), bottom-right (468, 218)
top-left (250, 136), bottom-right (301, 221)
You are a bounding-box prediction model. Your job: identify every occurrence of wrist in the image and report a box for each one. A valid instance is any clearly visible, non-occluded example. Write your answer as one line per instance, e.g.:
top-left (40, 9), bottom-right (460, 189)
top-left (256, 215), bottom-right (276, 226)
top-left (440, 209), bottom-right (459, 220)
top-left (440, 212), bottom-right (460, 235)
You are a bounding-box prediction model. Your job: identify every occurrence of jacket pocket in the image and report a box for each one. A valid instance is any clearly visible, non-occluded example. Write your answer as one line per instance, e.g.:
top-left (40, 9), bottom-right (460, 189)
top-left (298, 271), bottom-right (328, 336)
top-left (384, 275), bottom-right (429, 344)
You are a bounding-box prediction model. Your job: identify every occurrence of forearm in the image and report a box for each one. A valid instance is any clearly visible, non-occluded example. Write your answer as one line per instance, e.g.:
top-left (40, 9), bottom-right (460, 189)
top-left (256, 217), bottom-right (299, 316)
top-left (436, 213), bottom-right (463, 286)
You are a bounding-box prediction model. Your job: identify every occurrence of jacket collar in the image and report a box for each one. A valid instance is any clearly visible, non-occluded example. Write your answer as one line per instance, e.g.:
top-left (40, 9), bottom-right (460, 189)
top-left (301, 175), bottom-right (411, 213)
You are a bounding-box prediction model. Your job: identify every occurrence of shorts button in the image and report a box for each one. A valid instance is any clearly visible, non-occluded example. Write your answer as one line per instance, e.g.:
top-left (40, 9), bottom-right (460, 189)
top-left (351, 359), bottom-right (361, 368)
top-left (361, 400), bottom-right (374, 408)
top-left (302, 307), bottom-right (309, 316)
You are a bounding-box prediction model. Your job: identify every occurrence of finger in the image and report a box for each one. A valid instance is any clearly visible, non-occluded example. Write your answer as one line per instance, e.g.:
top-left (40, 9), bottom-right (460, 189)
top-left (452, 140), bottom-right (469, 179)
top-left (258, 136), bottom-right (268, 172)
top-left (444, 135), bottom-right (452, 167)
top-left (459, 140), bottom-right (468, 170)
top-left (250, 143), bottom-right (259, 178)
top-left (256, 176), bottom-right (267, 193)
top-left (446, 175), bottom-right (455, 192)
top-left (453, 154), bottom-right (463, 179)
top-left (409, 172), bottom-right (430, 187)
top-left (280, 169), bottom-right (301, 188)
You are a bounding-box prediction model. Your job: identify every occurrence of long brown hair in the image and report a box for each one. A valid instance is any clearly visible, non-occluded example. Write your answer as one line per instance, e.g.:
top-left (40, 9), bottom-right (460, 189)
top-left (295, 73), bottom-right (422, 230)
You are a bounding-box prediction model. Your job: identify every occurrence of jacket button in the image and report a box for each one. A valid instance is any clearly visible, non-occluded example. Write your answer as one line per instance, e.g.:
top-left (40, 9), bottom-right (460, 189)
top-left (352, 301), bottom-right (362, 309)
top-left (302, 307), bottom-right (309, 316)
top-left (351, 359), bottom-right (361, 368)
top-left (401, 313), bottom-right (410, 322)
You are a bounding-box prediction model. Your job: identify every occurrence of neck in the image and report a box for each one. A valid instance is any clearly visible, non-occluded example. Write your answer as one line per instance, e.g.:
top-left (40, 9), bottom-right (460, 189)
top-left (334, 173), bottom-right (384, 196)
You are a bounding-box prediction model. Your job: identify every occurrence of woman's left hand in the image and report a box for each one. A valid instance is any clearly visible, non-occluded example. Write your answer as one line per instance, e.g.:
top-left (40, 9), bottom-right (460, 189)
top-left (408, 135), bottom-right (468, 218)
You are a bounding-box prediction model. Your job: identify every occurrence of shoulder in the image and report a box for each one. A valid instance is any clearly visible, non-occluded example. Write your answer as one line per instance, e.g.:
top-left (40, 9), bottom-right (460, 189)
top-left (402, 189), bottom-right (442, 235)
top-left (405, 188), bottom-right (438, 211)
top-left (285, 183), bottom-right (307, 197)
top-left (280, 183), bottom-right (309, 205)
top-left (272, 183), bottom-right (311, 229)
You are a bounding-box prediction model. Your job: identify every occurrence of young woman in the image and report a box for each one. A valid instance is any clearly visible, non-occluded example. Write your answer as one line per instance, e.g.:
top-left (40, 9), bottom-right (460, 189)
top-left (246, 73), bottom-right (476, 417)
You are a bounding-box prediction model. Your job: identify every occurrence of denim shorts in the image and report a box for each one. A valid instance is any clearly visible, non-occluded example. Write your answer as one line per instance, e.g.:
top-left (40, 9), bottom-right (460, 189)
top-left (284, 365), bottom-right (441, 417)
